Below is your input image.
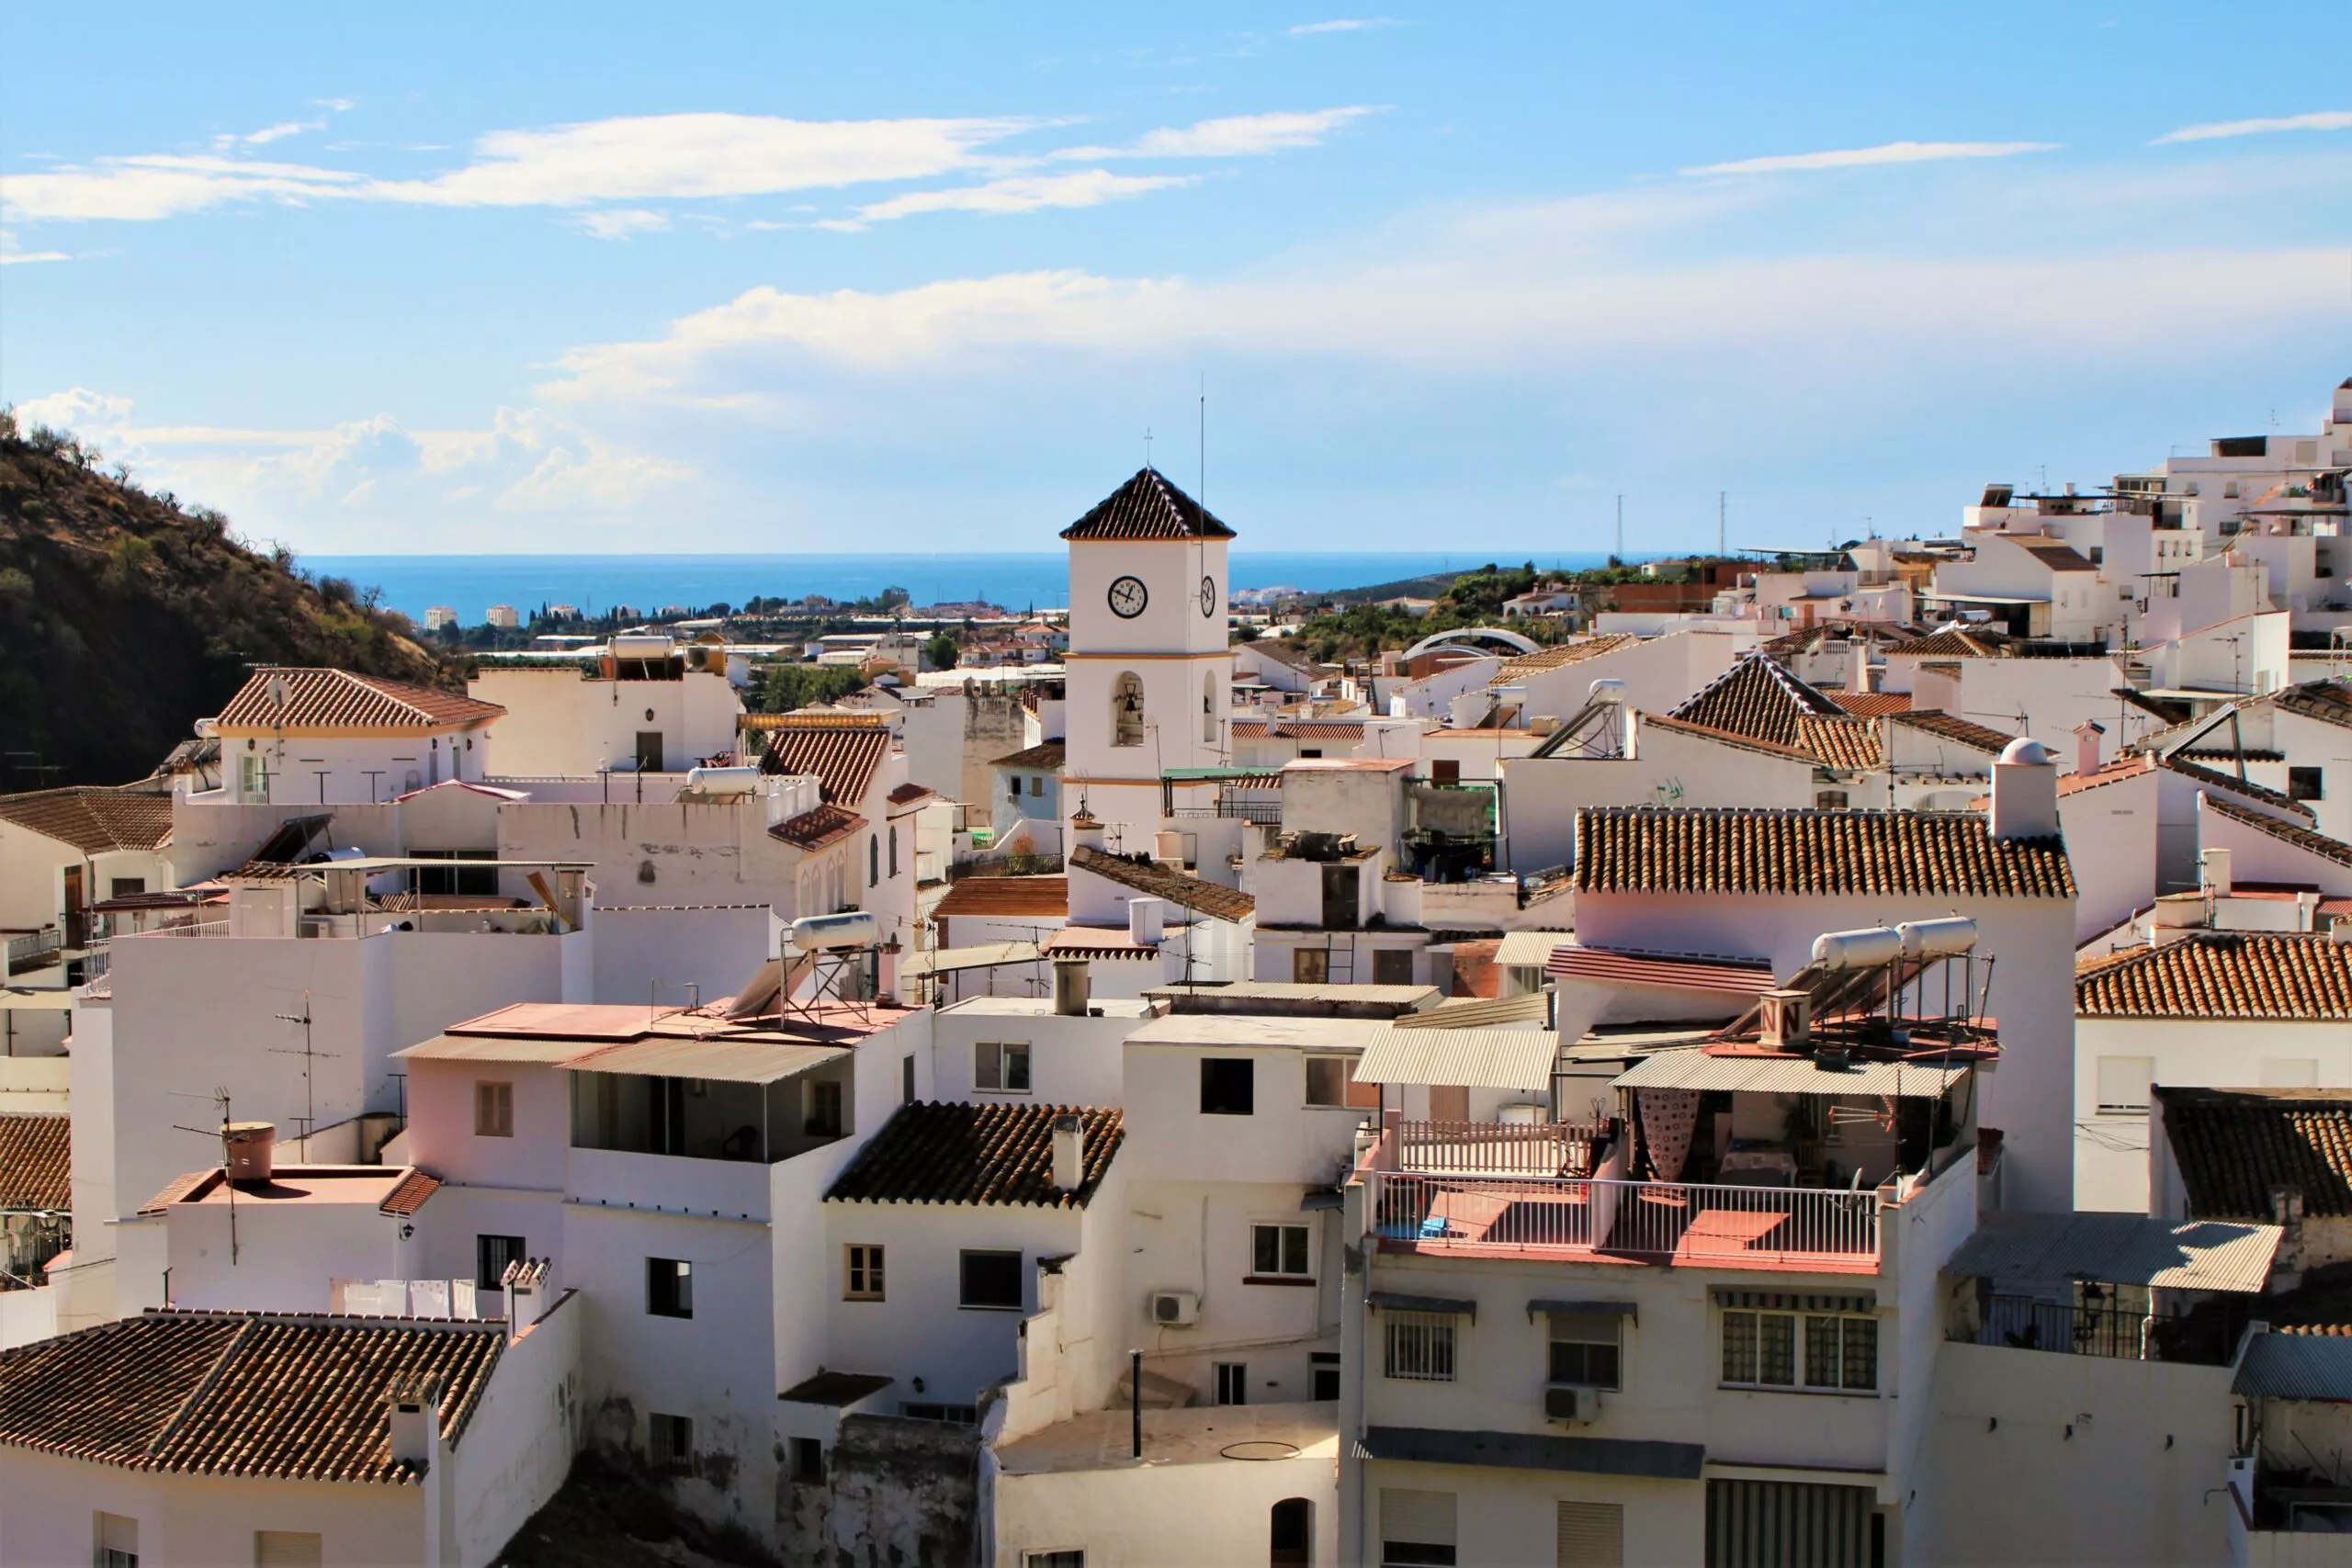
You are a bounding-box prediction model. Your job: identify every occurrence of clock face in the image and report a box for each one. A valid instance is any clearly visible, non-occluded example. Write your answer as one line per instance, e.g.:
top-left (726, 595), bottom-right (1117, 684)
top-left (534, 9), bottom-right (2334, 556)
top-left (1108, 574), bottom-right (1149, 619)
top-left (1199, 575), bottom-right (1217, 617)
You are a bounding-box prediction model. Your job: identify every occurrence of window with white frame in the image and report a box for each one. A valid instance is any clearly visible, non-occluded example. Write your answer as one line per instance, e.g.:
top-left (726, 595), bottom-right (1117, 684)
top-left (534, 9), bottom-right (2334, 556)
top-left (1384, 1312), bottom-right (1456, 1382)
top-left (474, 1079), bottom-right (514, 1137)
top-left (2096, 1055), bottom-right (2154, 1116)
top-left (1214, 1361), bottom-right (1248, 1405)
top-left (975, 1041), bottom-right (1032, 1093)
top-left (1251, 1223), bottom-right (1311, 1280)
top-left (1721, 1304), bottom-right (1875, 1392)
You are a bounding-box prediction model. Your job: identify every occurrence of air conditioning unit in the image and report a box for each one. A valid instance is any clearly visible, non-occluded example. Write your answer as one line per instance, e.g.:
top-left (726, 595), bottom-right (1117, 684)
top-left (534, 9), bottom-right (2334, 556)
top-left (1149, 1290), bottom-right (1200, 1328)
top-left (1544, 1384), bottom-right (1600, 1425)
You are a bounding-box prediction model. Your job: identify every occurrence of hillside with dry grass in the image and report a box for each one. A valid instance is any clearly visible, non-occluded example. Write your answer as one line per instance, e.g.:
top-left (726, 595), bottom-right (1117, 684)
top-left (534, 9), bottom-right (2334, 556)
top-left (0, 410), bottom-right (457, 787)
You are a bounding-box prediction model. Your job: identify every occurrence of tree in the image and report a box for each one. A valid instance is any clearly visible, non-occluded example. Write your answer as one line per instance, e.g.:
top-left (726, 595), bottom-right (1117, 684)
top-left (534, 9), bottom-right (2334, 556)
top-left (758, 662), bottom-right (869, 713)
top-left (922, 631), bottom-right (959, 671)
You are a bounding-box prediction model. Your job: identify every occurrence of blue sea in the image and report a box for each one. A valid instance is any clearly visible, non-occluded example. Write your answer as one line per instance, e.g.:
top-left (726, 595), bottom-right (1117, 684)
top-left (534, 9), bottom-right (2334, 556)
top-left (306, 551), bottom-right (1615, 625)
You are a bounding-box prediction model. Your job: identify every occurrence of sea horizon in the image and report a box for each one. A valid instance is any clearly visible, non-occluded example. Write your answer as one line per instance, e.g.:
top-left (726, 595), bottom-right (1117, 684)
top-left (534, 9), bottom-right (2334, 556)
top-left (306, 549), bottom-right (1622, 626)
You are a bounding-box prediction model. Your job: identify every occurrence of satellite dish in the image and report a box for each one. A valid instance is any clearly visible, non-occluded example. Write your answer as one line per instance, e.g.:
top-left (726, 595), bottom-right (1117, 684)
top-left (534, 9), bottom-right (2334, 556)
top-left (267, 675), bottom-right (291, 710)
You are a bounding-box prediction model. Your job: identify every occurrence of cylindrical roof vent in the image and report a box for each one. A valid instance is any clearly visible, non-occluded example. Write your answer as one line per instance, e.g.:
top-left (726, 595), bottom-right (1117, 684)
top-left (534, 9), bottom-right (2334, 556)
top-left (224, 1121), bottom-right (277, 1184)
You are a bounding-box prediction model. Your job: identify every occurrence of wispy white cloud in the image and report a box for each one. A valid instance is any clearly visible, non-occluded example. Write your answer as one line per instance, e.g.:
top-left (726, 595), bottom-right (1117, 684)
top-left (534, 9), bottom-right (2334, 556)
top-left (215, 120), bottom-right (322, 152)
top-left (570, 208), bottom-right (670, 241)
top-left (2153, 109), bottom-right (2352, 144)
top-left (314, 97), bottom-right (357, 113)
top-left (1288, 17), bottom-right (1403, 34)
top-left (827, 170), bottom-right (1196, 230)
top-left (0, 228), bottom-right (69, 265)
top-left (1681, 140), bottom-right (2057, 176)
top-left (1056, 107), bottom-right (1382, 161)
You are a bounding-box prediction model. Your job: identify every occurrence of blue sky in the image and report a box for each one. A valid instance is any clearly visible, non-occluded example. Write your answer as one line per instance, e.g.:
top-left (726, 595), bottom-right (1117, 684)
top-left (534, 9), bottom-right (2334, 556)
top-left (4, 2), bottom-right (2348, 556)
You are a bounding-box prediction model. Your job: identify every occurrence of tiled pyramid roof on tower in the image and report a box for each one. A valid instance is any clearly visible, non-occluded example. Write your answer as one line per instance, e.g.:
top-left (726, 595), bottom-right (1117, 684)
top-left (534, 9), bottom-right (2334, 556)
top-left (1060, 468), bottom-right (1236, 541)
top-left (1667, 655), bottom-right (1884, 771)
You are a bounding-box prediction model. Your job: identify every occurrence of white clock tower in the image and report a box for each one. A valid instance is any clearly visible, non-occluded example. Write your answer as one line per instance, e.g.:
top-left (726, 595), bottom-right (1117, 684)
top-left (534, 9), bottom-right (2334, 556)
top-left (1059, 468), bottom-right (1234, 851)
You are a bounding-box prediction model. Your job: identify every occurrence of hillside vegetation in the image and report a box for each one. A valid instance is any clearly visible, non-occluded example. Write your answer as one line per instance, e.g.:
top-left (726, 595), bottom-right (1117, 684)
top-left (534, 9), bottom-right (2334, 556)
top-left (0, 411), bottom-right (457, 787)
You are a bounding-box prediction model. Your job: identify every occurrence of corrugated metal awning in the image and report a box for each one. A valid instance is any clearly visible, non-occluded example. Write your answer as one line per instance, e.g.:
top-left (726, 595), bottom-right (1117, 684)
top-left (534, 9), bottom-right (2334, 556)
top-left (2235, 1334), bottom-right (2352, 1402)
top-left (1357, 1025), bottom-right (1559, 1091)
top-left (1392, 993), bottom-right (1549, 1030)
top-left (900, 941), bottom-right (1042, 977)
top-left (1496, 931), bottom-right (1567, 969)
top-left (567, 1036), bottom-right (850, 1085)
top-left (1947, 1210), bottom-right (2280, 1294)
top-left (394, 1032), bottom-right (600, 1064)
top-left (1367, 1292), bottom-right (1476, 1319)
top-left (1355, 1426), bottom-right (1705, 1482)
top-left (1548, 946), bottom-right (1775, 997)
top-left (1613, 1047), bottom-right (1971, 1099)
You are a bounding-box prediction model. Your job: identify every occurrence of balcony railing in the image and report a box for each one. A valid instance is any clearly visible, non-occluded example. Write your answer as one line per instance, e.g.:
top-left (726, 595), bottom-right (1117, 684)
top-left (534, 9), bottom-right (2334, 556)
top-left (1398, 1120), bottom-right (1603, 1177)
top-left (1170, 799), bottom-right (1282, 825)
top-left (4, 930), bottom-right (61, 972)
top-left (1370, 1170), bottom-right (1881, 1268)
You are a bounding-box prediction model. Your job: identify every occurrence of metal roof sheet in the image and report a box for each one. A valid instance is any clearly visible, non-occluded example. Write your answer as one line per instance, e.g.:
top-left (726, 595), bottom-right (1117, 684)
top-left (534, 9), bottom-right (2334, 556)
top-left (1612, 1047), bottom-right (1972, 1098)
top-left (1392, 993), bottom-right (1551, 1030)
top-left (567, 1035), bottom-right (848, 1084)
top-left (1357, 1025), bottom-right (1560, 1090)
top-left (1125, 1015), bottom-right (1383, 1050)
top-left (1946, 1210), bottom-right (2280, 1294)
top-left (394, 1032), bottom-right (602, 1064)
top-left (1547, 947), bottom-right (1776, 997)
top-left (2234, 1333), bottom-right (2352, 1402)
top-left (901, 941), bottom-right (1043, 977)
top-left (1354, 1426), bottom-right (1705, 1482)
top-left (1495, 931), bottom-right (1567, 968)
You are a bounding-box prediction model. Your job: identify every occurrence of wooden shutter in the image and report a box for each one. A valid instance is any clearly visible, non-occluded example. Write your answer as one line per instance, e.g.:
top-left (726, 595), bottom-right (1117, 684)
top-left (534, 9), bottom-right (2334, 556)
top-left (1381, 1487), bottom-right (1457, 1548)
top-left (255, 1532), bottom-right (324, 1568)
top-left (1556, 1501), bottom-right (1624, 1567)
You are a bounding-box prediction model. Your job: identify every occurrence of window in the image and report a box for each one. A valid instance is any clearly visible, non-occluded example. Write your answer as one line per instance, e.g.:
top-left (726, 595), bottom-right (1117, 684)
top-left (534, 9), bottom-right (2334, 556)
top-left (1547, 1311), bottom-right (1623, 1390)
top-left (1722, 1309), bottom-right (1874, 1392)
top-left (474, 1080), bottom-right (514, 1137)
top-left (1009, 776), bottom-right (1023, 803)
top-left (789, 1437), bottom-right (825, 1484)
top-left (647, 1257), bottom-right (694, 1319)
top-left (240, 751), bottom-right (266, 797)
top-left (1430, 758), bottom-right (1461, 785)
top-left (869, 834), bottom-right (880, 888)
top-left (2096, 1055), bottom-right (2154, 1116)
top-left (2291, 766), bottom-right (2325, 802)
top-left (888, 825), bottom-right (899, 877)
top-left (960, 1248), bottom-right (1023, 1310)
top-left (1251, 1224), bottom-right (1312, 1280)
top-left (806, 1078), bottom-right (844, 1137)
top-left (1293, 948), bottom-right (1329, 985)
top-left (845, 1244), bottom-right (885, 1301)
top-left (902, 1055), bottom-right (917, 1104)
top-left (647, 1411), bottom-right (693, 1471)
top-left (904, 1401), bottom-right (981, 1425)
top-left (1373, 948), bottom-right (1416, 987)
top-left (976, 1041), bottom-right (1032, 1093)
top-left (1215, 1361), bottom-right (1249, 1405)
top-left (1555, 1502), bottom-right (1624, 1568)
top-left (1380, 1487), bottom-right (1457, 1566)
top-left (96, 1513), bottom-right (138, 1568)
top-left (1112, 671), bottom-right (1146, 747)
top-left (1272, 1497), bottom-right (1313, 1566)
top-left (1027, 774), bottom-right (1044, 796)
top-left (1384, 1312), bottom-right (1456, 1382)
top-left (1815, 790), bottom-right (1849, 810)
top-left (1299, 748), bottom-right (1323, 760)
top-left (109, 877), bottom-right (146, 899)
top-left (1201, 1057), bottom-right (1254, 1115)
top-left (1311, 1351), bottom-right (1341, 1401)
top-left (1306, 1055), bottom-right (1351, 1107)
top-left (254, 1532), bottom-right (322, 1568)
top-left (476, 1234), bottom-right (526, 1292)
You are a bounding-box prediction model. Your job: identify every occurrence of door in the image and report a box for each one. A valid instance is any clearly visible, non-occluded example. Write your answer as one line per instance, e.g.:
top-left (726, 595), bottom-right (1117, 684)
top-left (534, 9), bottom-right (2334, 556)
top-left (1320, 864), bottom-right (1360, 929)
top-left (62, 866), bottom-right (85, 949)
top-left (1430, 1085), bottom-right (1470, 1123)
top-left (637, 731), bottom-right (664, 772)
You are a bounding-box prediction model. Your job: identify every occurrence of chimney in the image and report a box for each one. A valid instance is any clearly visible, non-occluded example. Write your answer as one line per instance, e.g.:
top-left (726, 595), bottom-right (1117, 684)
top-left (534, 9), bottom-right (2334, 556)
top-left (1052, 956), bottom-right (1091, 1018)
top-left (388, 1378), bottom-right (442, 1468)
top-left (1128, 897), bottom-right (1165, 946)
top-left (2299, 890), bottom-right (2319, 932)
top-left (223, 1122), bottom-right (277, 1185)
top-left (1069, 809), bottom-right (1106, 856)
top-left (2201, 847), bottom-right (2233, 897)
top-left (1758, 988), bottom-right (1812, 1050)
top-left (2073, 720), bottom-right (2105, 778)
top-left (1847, 641), bottom-right (1872, 694)
top-left (1988, 738), bottom-right (2060, 840)
top-left (1051, 1113), bottom-right (1085, 1191)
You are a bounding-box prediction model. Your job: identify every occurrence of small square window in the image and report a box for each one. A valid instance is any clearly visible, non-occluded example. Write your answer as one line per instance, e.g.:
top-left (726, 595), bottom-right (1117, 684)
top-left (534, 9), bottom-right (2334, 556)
top-left (1384, 1313), bottom-right (1455, 1382)
top-left (476, 1234), bottom-right (526, 1292)
top-left (960, 1248), bottom-right (1023, 1310)
top-left (1251, 1223), bottom-right (1312, 1280)
top-left (475, 1080), bottom-right (514, 1138)
top-left (1028, 775), bottom-right (1044, 797)
top-left (647, 1257), bottom-right (694, 1319)
top-left (845, 1244), bottom-right (885, 1301)
top-left (109, 877), bottom-right (146, 900)
top-left (1201, 1057), bottom-right (1254, 1116)
top-left (2291, 767), bottom-right (2325, 802)
top-left (2097, 1055), bottom-right (2154, 1116)
top-left (976, 1042), bottom-right (1032, 1093)
top-left (1373, 948), bottom-right (1416, 987)
top-left (254, 1532), bottom-right (322, 1568)
top-left (1547, 1311), bottom-right (1623, 1390)
top-left (1025, 1553), bottom-right (1084, 1568)
top-left (648, 1411), bottom-right (693, 1471)
top-left (1214, 1362), bottom-right (1249, 1405)
top-left (1306, 1056), bottom-right (1351, 1107)
top-left (790, 1436), bottom-right (825, 1484)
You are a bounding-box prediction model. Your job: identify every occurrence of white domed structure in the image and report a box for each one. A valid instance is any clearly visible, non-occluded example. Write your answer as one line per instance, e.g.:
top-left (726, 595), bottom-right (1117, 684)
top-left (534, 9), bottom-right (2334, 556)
top-left (1998, 737), bottom-right (2052, 767)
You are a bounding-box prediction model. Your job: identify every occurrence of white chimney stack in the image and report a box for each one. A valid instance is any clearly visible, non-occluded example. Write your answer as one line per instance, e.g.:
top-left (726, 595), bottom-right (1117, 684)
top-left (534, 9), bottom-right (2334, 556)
top-left (1069, 809), bottom-right (1106, 856)
top-left (1848, 641), bottom-right (1872, 694)
top-left (2073, 720), bottom-right (2105, 779)
top-left (1128, 897), bottom-right (1165, 946)
top-left (2202, 847), bottom-right (2233, 897)
top-left (1989, 738), bottom-right (2060, 840)
top-left (1051, 1113), bottom-right (1084, 1191)
top-left (388, 1380), bottom-right (442, 1468)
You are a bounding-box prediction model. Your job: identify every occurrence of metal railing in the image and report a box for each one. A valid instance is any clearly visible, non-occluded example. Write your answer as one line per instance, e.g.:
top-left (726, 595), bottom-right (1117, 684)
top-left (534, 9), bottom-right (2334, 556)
top-left (1974, 1295), bottom-right (2163, 1359)
top-left (1371, 1170), bottom-right (1881, 1265)
top-left (4, 930), bottom-right (60, 971)
top-left (1398, 1120), bottom-right (1603, 1176)
top-left (118, 919), bottom-right (231, 940)
top-left (1170, 799), bottom-right (1282, 825)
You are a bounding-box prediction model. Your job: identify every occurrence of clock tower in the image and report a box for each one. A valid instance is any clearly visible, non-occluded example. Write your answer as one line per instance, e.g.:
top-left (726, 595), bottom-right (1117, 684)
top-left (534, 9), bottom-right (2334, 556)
top-left (1058, 467), bottom-right (1234, 851)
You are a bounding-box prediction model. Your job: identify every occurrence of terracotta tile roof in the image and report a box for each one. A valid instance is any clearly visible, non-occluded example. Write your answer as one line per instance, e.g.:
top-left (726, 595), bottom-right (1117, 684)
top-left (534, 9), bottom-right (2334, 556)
top-left (0, 787), bottom-right (175, 855)
top-left (1230, 719), bottom-right (1270, 739)
top-left (1447, 939), bottom-right (1502, 998)
top-left (1668, 655), bottom-right (1885, 770)
top-left (826, 1101), bottom-right (1123, 1209)
top-left (1241, 639), bottom-right (1319, 671)
top-left (769, 802), bottom-right (868, 852)
top-left (993, 741), bottom-right (1068, 771)
top-left (1637, 713), bottom-right (1820, 766)
top-left (2205, 795), bottom-right (2352, 869)
top-left (0, 1311), bottom-right (503, 1483)
top-left (2056, 756), bottom-right (2158, 796)
top-left (1826, 692), bottom-right (1913, 716)
top-left (378, 1169), bottom-right (441, 1216)
top-left (2157, 1087), bottom-right (2352, 1219)
top-left (139, 1168), bottom-right (216, 1217)
top-left (933, 876), bottom-right (1069, 920)
top-left (1059, 468), bottom-right (1235, 541)
top-left (0, 1115), bottom-right (70, 1213)
top-left (1488, 636), bottom-right (1634, 687)
top-left (1884, 628), bottom-right (2005, 659)
top-left (1069, 844), bottom-right (1256, 921)
top-left (2078, 932), bottom-right (2352, 1019)
top-left (755, 717), bottom-right (893, 804)
top-left (2277, 681), bottom-right (2352, 731)
top-left (2165, 756), bottom-right (2313, 818)
top-left (1041, 927), bottom-right (1162, 960)
top-left (1887, 710), bottom-right (2016, 754)
top-left (887, 782), bottom-right (939, 809)
top-left (2016, 539), bottom-right (2098, 572)
top-left (1572, 807), bottom-right (2075, 898)
top-left (1272, 720), bottom-right (1367, 739)
top-left (215, 669), bottom-right (502, 732)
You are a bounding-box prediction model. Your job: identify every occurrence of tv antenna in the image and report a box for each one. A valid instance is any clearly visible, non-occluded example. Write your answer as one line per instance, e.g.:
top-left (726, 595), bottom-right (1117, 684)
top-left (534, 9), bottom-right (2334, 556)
top-left (170, 1089), bottom-right (243, 1265)
top-left (268, 991), bottom-right (338, 1156)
